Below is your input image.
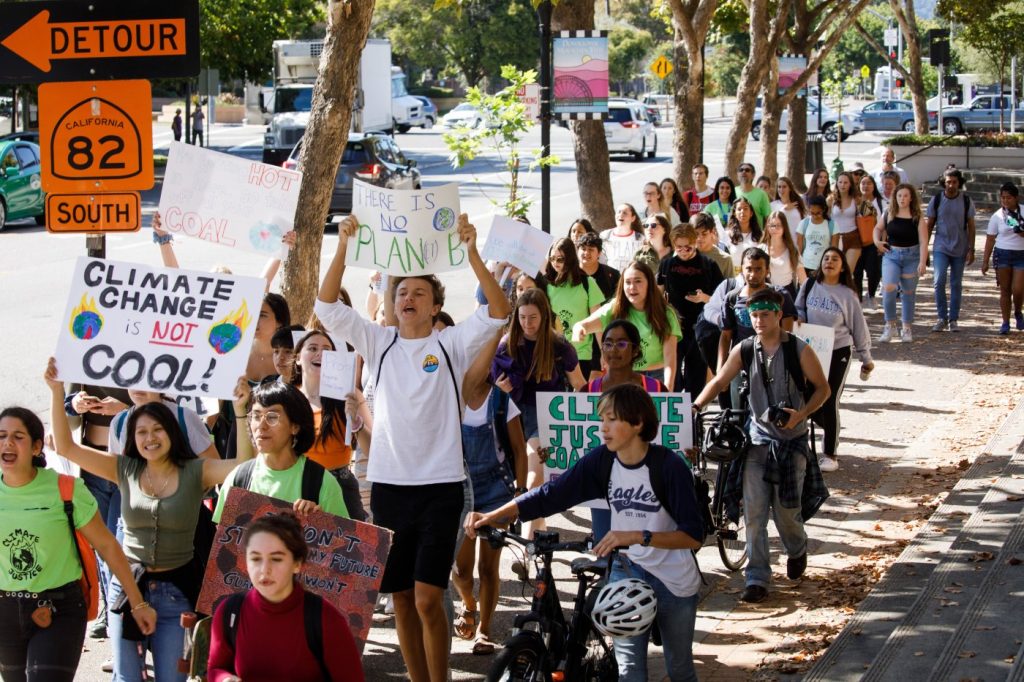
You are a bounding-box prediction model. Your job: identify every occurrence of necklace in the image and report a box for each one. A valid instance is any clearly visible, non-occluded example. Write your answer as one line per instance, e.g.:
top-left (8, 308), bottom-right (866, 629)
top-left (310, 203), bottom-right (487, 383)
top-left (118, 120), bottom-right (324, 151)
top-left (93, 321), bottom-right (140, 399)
top-left (145, 467), bottom-right (173, 498)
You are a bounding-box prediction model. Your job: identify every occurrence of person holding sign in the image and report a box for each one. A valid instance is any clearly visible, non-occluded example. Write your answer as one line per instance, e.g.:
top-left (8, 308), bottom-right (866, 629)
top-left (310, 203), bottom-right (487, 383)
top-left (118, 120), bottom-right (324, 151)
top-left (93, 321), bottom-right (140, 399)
top-left (693, 289), bottom-right (831, 604)
top-left (313, 213), bottom-right (509, 682)
top-left (465, 384), bottom-right (705, 682)
top-left (0, 407), bottom-right (156, 682)
top-left (600, 204), bottom-right (646, 272)
top-left (795, 248), bottom-right (874, 473)
top-left (573, 261), bottom-right (681, 391)
top-left (45, 361), bottom-right (252, 682)
top-left (544, 238), bottom-right (604, 377)
top-left (207, 513), bottom-right (363, 682)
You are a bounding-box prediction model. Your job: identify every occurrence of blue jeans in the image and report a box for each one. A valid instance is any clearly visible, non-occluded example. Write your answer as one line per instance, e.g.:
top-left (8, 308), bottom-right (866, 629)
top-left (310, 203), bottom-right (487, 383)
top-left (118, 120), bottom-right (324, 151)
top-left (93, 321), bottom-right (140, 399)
top-left (881, 245), bottom-right (921, 324)
top-left (932, 251), bottom-right (966, 322)
top-left (743, 444), bottom-right (807, 588)
top-left (108, 577), bottom-right (189, 682)
top-left (609, 557), bottom-right (698, 682)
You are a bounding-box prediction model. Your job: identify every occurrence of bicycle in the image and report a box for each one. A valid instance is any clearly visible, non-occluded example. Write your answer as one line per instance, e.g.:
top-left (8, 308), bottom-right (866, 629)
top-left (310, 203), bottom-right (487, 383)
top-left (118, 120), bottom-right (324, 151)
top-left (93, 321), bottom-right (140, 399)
top-left (692, 407), bottom-right (749, 571)
top-left (477, 526), bottom-right (618, 682)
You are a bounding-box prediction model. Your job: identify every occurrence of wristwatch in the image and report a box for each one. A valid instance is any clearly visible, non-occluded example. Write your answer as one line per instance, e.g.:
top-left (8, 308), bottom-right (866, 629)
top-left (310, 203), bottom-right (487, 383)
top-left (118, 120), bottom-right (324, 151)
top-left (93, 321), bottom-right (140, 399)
top-left (641, 530), bottom-right (653, 547)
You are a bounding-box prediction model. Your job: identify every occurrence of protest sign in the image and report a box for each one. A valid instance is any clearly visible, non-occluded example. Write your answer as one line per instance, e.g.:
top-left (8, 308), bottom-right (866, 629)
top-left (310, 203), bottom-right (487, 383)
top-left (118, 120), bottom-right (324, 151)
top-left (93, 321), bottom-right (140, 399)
top-left (54, 257), bottom-right (265, 399)
top-left (158, 142), bottom-right (301, 256)
top-left (480, 215), bottom-right (554, 275)
top-left (536, 391), bottom-right (693, 507)
top-left (319, 350), bottom-right (356, 400)
top-left (196, 488), bottom-right (392, 653)
top-left (792, 322), bottom-right (835, 377)
top-left (346, 179), bottom-right (465, 276)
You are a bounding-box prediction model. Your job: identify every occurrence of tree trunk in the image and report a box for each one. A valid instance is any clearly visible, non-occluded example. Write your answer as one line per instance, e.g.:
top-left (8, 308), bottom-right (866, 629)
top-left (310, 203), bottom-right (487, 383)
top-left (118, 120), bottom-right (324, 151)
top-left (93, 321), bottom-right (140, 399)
top-left (893, 1), bottom-right (929, 135)
top-left (759, 57), bottom-right (782, 181)
top-left (786, 96), bottom-right (810, 189)
top-left (552, 0), bottom-right (615, 229)
top-left (282, 0), bottom-right (376, 325)
top-left (667, 0), bottom-right (718, 187)
top-left (723, 0), bottom-right (790, 174)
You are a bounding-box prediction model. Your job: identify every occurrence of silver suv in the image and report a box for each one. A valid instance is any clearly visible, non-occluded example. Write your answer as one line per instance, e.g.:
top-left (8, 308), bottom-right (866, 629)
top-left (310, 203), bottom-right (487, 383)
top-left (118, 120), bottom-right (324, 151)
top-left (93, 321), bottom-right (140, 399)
top-left (604, 98), bottom-right (658, 161)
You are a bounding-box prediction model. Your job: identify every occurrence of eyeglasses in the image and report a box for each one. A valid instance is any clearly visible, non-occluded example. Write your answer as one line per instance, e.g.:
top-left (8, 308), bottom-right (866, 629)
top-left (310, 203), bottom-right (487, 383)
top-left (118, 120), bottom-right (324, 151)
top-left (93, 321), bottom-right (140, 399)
top-left (642, 191), bottom-right (657, 197)
top-left (250, 411), bottom-right (282, 426)
top-left (601, 340), bottom-right (634, 351)
top-left (549, 256), bottom-right (565, 263)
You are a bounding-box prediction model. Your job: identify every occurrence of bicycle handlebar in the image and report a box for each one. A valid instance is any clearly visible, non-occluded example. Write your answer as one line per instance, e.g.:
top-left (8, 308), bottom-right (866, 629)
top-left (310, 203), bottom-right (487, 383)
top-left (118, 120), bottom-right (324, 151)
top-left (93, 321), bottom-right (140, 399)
top-left (478, 526), bottom-right (592, 556)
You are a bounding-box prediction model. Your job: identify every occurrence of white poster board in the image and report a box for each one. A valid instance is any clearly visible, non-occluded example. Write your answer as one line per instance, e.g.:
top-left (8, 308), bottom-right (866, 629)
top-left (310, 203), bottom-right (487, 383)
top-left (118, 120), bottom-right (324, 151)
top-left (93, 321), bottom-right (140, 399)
top-left (158, 142), bottom-right (301, 256)
top-left (54, 257), bottom-right (266, 399)
top-left (536, 391), bottom-right (693, 508)
top-left (481, 215), bottom-right (555, 275)
top-left (792, 322), bottom-right (835, 377)
top-left (346, 180), bottom-right (465, 276)
top-left (319, 350), bottom-right (357, 400)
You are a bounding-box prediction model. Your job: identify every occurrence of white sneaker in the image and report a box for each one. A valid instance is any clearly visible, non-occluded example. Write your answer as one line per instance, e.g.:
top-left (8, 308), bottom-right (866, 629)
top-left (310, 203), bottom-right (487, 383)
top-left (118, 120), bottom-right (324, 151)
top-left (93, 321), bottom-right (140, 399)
top-left (879, 322), bottom-right (899, 343)
top-left (901, 324), bottom-right (913, 342)
top-left (818, 456), bottom-right (839, 472)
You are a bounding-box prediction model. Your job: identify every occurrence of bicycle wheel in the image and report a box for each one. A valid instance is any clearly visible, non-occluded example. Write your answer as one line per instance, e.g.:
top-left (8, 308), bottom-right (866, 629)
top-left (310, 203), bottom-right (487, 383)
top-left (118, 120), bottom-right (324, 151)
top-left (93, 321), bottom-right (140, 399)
top-left (579, 623), bottom-right (618, 681)
top-left (487, 632), bottom-right (550, 682)
top-left (712, 462), bottom-right (748, 571)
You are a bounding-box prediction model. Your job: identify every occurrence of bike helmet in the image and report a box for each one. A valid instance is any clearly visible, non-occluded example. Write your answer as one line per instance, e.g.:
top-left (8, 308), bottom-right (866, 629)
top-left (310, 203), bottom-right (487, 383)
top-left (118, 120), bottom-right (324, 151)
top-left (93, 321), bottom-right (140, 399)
top-left (703, 417), bottom-right (750, 464)
top-left (591, 578), bottom-right (657, 638)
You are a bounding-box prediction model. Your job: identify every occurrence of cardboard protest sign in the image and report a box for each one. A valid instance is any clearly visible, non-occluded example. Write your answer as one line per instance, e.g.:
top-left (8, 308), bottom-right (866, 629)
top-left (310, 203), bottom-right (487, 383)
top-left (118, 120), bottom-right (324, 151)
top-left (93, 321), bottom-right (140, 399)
top-left (196, 488), bottom-right (392, 653)
top-left (54, 257), bottom-right (265, 399)
top-left (346, 179), bottom-right (465, 276)
top-left (158, 142), bottom-right (301, 256)
top-left (481, 215), bottom-right (554, 275)
top-left (319, 350), bottom-right (356, 400)
top-left (792, 322), bottom-right (835, 377)
top-left (536, 391), bottom-right (693, 507)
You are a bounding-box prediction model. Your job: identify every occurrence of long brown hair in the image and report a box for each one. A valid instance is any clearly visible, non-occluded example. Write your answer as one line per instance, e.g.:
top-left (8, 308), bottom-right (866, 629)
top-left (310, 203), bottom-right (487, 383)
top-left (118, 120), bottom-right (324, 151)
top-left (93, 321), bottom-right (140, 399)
top-left (814, 246), bottom-right (855, 290)
top-left (775, 176), bottom-right (806, 218)
top-left (290, 330), bottom-right (346, 448)
top-left (887, 183), bottom-right (923, 224)
top-left (610, 261), bottom-right (673, 343)
top-left (828, 171), bottom-right (861, 211)
top-left (507, 288), bottom-right (557, 382)
top-left (761, 211), bottom-right (800, 272)
top-left (544, 237), bottom-right (586, 286)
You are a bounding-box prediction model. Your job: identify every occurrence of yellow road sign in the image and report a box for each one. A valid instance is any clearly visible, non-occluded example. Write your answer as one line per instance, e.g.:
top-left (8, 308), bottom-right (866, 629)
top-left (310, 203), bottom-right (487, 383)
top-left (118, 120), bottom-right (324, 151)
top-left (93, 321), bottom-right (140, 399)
top-left (650, 55), bottom-right (673, 80)
top-left (861, 65), bottom-right (870, 79)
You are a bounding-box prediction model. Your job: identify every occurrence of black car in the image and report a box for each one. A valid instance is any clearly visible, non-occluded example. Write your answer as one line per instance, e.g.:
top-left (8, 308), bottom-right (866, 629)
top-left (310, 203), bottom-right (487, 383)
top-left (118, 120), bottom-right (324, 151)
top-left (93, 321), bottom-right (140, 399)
top-left (284, 132), bottom-right (421, 220)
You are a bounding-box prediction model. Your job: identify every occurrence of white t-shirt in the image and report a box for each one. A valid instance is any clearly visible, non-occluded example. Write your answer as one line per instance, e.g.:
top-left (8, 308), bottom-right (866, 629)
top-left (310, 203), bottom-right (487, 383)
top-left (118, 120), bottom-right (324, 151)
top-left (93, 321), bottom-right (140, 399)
top-left (599, 229), bottom-right (645, 272)
top-left (759, 244), bottom-right (797, 287)
top-left (797, 218), bottom-right (835, 270)
top-left (611, 459), bottom-right (700, 598)
top-left (987, 208), bottom-right (1024, 251)
top-left (770, 200), bottom-right (803, 242)
top-left (727, 232), bottom-right (758, 267)
top-left (313, 299), bottom-right (505, 485)
top-left (108, 399), bottom-right (212, 456)
top-left (463, 396), bottom-right (521, 463)
top-left (830, 198), bottom-right (858, 234)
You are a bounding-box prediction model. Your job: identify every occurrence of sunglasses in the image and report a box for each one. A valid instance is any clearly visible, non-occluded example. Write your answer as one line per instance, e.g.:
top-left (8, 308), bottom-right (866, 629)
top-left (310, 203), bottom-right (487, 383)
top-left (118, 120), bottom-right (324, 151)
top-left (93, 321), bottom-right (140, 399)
top-left (644, 221), bottom-right (660, 228)
top-left (738, 167), bottom-right (754, 173)
top-left (549, 256), bottom-right (565, 263)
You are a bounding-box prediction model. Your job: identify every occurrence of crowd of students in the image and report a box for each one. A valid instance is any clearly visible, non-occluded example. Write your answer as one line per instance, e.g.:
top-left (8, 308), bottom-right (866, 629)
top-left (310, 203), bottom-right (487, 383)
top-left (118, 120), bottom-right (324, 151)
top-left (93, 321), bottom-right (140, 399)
top-left (1, 149), bottom-right (1021, 682)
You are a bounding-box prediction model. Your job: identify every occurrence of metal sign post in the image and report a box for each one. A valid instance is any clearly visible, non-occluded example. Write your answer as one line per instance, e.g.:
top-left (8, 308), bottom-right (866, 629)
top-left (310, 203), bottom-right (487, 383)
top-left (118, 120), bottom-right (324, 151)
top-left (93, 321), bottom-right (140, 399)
top-left (538, 0), bottom-right (552, 234)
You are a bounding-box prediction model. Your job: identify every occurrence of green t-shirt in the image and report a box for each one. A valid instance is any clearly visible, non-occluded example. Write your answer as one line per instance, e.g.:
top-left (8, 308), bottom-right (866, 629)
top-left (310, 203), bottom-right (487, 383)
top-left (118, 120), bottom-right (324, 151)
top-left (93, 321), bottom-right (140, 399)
top-left (597, 302), bottom-right (682, 370)
top-left (213, 456), bottom-right (348, 523)
top-left (0, 468), bottom-right (98, 592)
top-left (546, 278), bottom-right (604, 361)
top-left (735, 186), bottom-right (771, 225)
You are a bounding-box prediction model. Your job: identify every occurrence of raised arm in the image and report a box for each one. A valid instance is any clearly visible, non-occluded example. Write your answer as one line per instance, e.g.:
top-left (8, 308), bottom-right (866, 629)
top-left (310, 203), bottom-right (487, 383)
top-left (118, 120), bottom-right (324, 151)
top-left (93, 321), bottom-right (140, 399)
top-left (152, 212), bottom-right (180, 269)
top-left (201, 377), bottom-right (255, 489)
top-left (462, 214), bottom-right (511, 320)
top-left (318, 215), bottom-right (360, 304)
top-left (259, 230), bottom-right (296, 292)
top-left (44, 359), bottom-right (118, 483)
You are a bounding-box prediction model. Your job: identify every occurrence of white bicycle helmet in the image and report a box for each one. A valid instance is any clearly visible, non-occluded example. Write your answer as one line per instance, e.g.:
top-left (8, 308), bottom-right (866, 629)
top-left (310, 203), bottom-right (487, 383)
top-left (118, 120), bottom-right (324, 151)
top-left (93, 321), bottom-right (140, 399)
top-left (591, 578), bottom-right (658, 638)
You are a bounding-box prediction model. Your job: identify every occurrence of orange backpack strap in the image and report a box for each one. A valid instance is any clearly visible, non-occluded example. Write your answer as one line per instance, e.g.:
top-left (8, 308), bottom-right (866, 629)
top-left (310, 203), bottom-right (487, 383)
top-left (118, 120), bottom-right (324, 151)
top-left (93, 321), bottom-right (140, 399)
top-left (58, 473), bottom-right (75, 502)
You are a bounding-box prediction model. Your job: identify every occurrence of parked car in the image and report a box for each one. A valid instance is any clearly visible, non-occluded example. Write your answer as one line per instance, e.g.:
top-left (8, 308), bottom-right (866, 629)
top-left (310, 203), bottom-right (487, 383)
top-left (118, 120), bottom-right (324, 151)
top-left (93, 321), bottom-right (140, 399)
top-left (751, 99), bottom-right (864, 142)
top-left (858, 99), bottom-right (936, 132)
top-left (929, 94), bottom-right (1024, 134)
top-left (411, 96), bottom-right (437, 129)
top-left (0, 139), bottom-right (45, 231)
top-left (604, 98), bottom-right (658, 160)
top-left (641, 93), bottom-right (672, 125)
top-left (440, 103), bottom-right (490, 129)
top-left (0, 130), bottom-right (40, 145)
top-left (283, 132), bottom-right (420, 219)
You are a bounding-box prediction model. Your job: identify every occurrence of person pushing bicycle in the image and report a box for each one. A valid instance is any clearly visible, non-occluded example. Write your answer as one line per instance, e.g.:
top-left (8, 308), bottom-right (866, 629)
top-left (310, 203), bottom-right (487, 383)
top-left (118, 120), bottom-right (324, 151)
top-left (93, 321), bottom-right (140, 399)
top-left (466, 383), bottom-right (705, 682)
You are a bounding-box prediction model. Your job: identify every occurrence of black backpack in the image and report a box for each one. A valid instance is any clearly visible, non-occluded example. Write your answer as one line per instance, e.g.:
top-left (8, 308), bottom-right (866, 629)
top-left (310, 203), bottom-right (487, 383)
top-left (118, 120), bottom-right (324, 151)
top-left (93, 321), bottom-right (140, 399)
top-left (231, 457), bottom-right (326, 504)
top-left (928, 191), bottom-right (972, 232)
top-left (738, 334), bottom-right (814, 403)
top-left (220, 590), bottom-right (331, 681)
top-left (596, 446), bottom-right (669, 507)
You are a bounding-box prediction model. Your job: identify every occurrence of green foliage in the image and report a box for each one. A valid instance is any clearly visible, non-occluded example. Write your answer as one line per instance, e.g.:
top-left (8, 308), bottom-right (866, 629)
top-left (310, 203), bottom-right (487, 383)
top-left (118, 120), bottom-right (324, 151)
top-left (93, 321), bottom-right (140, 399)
top-left (959, 9), bottom-right (1024, 86)
top-left (883, 132), bottom-right (1024, 147)
top-left (442, 67), bottom-right (559, 219)
top-left (709, 0), bottom-right (749, 42)
top-left (199, 0), bottom-right (324, 82)
top-left (607, 0), bottom-right (673, 37)
top-left (705, 43), bottom-right (748, 97)
top-left (409, 85), bottom-right (456, 98)
top-left (608, 27), bottom-right (655, 87)
top-left (822, 9), bottom-right (890, 81)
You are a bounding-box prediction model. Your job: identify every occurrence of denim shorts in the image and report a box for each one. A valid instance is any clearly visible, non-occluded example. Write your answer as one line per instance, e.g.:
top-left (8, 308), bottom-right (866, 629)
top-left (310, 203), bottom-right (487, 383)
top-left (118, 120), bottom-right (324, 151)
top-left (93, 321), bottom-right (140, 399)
top-left (994, 247), bottom-right (1024, 271)
top-left (520, 403), bottom-right (539, 440)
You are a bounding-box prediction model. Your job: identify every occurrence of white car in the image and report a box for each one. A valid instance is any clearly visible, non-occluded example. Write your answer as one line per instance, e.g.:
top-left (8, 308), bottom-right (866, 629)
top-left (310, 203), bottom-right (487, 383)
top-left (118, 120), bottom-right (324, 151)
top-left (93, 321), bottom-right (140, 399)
top-left (750, 100), bottom-right (864, 142)
top-left (604, 98), bottom-right (657, 160)
top-left (440, 103), bottom-right (489, 129)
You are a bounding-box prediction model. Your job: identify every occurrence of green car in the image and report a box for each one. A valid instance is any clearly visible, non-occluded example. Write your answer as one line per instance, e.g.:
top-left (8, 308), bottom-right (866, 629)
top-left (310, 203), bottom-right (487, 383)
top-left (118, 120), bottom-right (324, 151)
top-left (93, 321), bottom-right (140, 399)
top-left (0, 139), bottom-right (45, 231)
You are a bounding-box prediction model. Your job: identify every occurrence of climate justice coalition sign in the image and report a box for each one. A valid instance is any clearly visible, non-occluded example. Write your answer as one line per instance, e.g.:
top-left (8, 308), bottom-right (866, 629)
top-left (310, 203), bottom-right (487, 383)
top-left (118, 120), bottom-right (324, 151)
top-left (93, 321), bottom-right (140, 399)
top-left (53, 257), bottom-right (265, 399)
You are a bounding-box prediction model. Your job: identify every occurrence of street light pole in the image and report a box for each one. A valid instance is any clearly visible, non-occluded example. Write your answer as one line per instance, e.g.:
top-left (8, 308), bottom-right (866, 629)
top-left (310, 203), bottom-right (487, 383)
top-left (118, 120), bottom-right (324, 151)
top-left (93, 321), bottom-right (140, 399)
top-left (538, 0), bottom-right (552, 234)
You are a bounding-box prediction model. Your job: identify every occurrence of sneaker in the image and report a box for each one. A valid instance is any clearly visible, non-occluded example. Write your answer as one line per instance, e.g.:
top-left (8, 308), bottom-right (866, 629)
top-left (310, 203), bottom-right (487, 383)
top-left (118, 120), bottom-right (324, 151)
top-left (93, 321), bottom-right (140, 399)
top-left (818, 455), bottom-right (839, 472)
top-left (101, 660), bottom-right (113, 673)
top-left (88, 619), bottom-right (107, 639)
top-left (901, 325), bottom-right (913, 342)
top-left (931, 319), bottom-right (948, 333)
top-left (949, 320), bottom-right (959, 332)
top-left (1000, 321), bottom-right (1011, 335)
top-left (867, 295), bottom-right (878, 311)
top-left (383, 594), bottom-right (395, 615)
top-left (787, 553), bottom-right (808, 580)
top-left (740, 585), bottom-right (768, 603)
top-left (1016, 311), bottom-right (1024, 330)
top-left (879, 322), bottom-right (899, 343)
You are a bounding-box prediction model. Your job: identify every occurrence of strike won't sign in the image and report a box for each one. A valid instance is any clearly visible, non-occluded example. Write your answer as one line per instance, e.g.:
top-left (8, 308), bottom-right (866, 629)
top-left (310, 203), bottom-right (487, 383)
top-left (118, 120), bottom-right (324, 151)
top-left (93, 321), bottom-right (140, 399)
top-left (346, 179), bottom-right (466, 276)
top-left (54, 257), bottom-right (265, 399)
top-left (158, 142), bottom-right (301, 256)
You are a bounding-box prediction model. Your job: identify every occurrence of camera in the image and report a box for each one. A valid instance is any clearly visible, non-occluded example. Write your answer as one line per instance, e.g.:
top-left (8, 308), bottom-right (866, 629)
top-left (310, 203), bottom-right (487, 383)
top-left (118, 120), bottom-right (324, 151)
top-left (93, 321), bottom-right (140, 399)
top-left (762, 402), bottom-right (791, 428)
top-left (1009, 216), bottom-right (1024, 235)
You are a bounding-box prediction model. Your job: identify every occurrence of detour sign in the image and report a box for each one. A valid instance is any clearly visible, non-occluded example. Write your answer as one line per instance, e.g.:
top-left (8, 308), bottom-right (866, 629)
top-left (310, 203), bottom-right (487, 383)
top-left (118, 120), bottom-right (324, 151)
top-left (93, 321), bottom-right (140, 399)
top-left (39, 79), bottom-right (153, 193)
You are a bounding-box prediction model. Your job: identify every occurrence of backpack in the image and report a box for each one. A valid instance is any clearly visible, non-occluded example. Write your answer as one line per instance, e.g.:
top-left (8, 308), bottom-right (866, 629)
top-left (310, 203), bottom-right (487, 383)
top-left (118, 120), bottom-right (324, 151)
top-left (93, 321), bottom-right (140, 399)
top-left (596, 446), bottom-right (669, 510)
top-left (928, 192), bottom-right (972, 232)
top-left (231, 457), bottom-right (327, 504)
top-left (58, 474), bottom-right (101, 621)
top-left (220, 590), bottom-right (331, 682)
top-left (738, 334), bottom-right (814, 403)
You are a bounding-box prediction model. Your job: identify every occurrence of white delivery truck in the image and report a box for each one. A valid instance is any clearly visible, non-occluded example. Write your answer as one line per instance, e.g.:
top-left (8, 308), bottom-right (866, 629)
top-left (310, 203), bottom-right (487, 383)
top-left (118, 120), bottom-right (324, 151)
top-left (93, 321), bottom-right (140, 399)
top-left (261, 39), bottom-right (423, 165)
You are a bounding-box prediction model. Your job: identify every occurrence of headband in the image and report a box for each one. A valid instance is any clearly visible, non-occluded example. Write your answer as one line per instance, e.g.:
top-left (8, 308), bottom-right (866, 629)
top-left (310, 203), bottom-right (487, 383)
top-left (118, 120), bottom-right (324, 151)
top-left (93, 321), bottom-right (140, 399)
top-left (747, 300), bottom-right (781, 313)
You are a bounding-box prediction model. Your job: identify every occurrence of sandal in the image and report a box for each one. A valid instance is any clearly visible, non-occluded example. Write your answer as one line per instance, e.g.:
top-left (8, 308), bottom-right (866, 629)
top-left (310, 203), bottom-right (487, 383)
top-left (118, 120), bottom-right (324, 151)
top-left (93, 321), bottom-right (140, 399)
top-left (472, 635), bottom-right (496, 655)
top-left (453, 607), bottom-right (478, 641)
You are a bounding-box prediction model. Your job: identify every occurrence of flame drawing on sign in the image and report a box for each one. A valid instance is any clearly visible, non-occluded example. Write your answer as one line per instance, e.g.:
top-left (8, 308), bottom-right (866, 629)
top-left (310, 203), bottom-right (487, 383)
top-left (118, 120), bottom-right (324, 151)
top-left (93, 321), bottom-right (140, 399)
top-left (207, 301), bottom-right (252, 355)
top-left (69, 294), bottom-right (103, 340)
